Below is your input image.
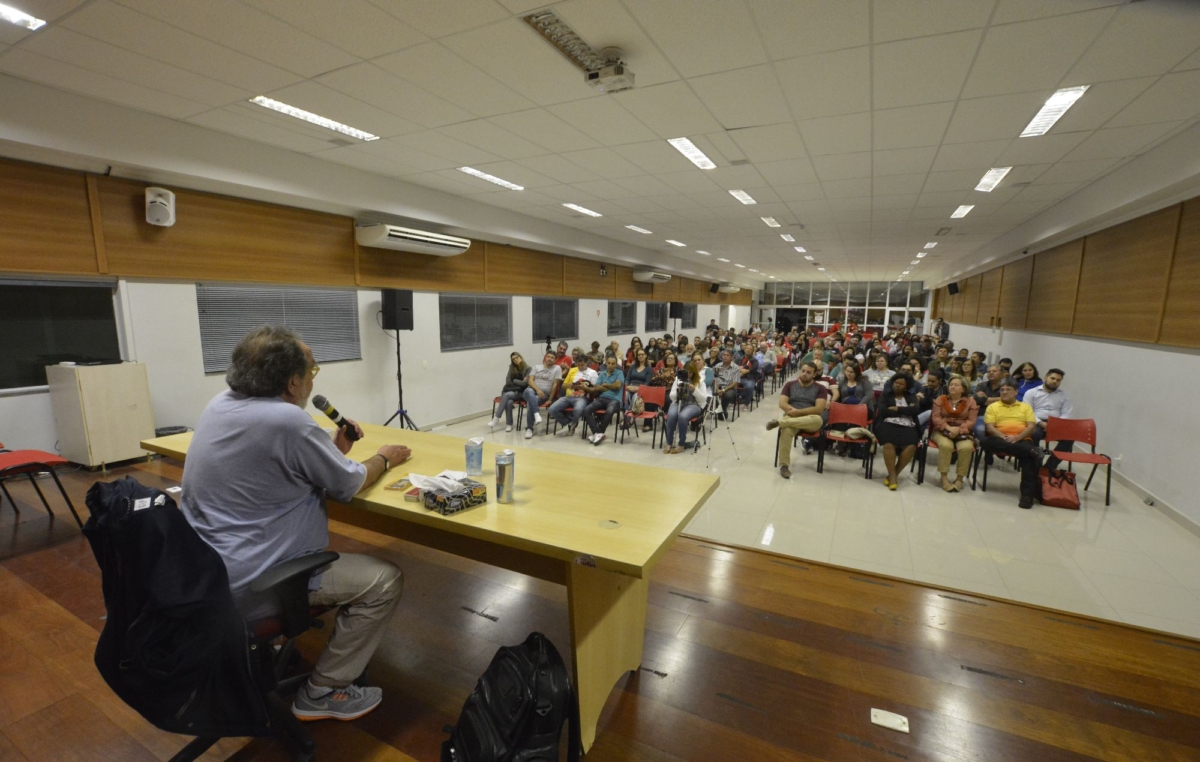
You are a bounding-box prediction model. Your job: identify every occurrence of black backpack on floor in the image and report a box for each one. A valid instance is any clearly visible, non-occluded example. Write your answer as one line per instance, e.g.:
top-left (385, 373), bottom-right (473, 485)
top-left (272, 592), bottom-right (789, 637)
top-left (441, 632), bottom-right (579, 762)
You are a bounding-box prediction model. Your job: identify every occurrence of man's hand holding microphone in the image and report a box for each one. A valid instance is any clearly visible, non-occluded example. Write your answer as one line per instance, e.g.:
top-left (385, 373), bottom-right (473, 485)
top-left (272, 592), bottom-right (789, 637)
top-left (314, 395), bottom-right (411, 490)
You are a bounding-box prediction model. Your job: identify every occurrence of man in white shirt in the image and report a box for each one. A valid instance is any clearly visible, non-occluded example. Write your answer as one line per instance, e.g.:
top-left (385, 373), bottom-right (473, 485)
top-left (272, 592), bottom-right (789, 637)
top-left (1025, 368), bottom-right (1075, 469)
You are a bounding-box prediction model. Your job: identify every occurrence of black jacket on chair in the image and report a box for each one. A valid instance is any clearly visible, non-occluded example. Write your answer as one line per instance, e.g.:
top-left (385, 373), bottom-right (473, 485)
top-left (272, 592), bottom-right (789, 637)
top-left (84, 477), bottom-right (271, 737)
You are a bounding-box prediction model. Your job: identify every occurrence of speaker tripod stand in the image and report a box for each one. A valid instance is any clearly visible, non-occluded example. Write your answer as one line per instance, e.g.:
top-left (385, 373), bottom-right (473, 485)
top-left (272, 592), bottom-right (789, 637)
top-left (383, 327), bottom-right (418, 431)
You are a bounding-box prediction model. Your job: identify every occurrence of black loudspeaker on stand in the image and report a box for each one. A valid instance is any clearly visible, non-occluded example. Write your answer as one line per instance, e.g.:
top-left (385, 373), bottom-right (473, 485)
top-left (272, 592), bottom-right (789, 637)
top-left (381, 289), bottom-right (418, 430)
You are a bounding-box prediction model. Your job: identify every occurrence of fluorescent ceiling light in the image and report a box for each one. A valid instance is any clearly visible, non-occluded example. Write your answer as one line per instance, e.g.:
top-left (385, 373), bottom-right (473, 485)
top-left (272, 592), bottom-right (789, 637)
top-left (917, 252), bottom-right (927, 258)
top-left (665, 239), bottom-right (686, 247)
top-left (794, 246), bottom-right (806, 253)
top-left (717, 257), bottom-right (730, 262)
top-left (748, 268), bottom-right (758, 273)
top-left (458, 167), bottom-right (523, 190)
top-left (625, 225), bottom-right (652, 234)
top-left (728, 189), bottom-right (757, 205)
top-left (817, 267), bottom-right (825, 271)
top-left (250, 96), bottom-right (379, 141)
top-left (696, 250), bottom-right (710, 255)
top-left (910, 260), bottom-right (920, 265)
top-left (761, 217), bottom-right (780, 227)
top-left (780, 234), bottom-right (795, 242)
top-left (975, 166), bottom-right (1011, 193)
top-left (902, 271), bottom-right (911, 275)
top-left (735, 264), bottom-right (746, 268)
top-left (562, 203), bottom-right (602, 217)
top-left (951, 205), bottom-right (974, 218)
top-left (1021, 86), bottom-right (1089, 137)
top-left (803, 255), bottom-right (814, 261)
top-left (0, 2), bottom-right (45, 29)
top-left (668, 137), bottom-right (716, 170)
top-left (925, 242), bottom-right (937, 248)
top-left (768, 275), bottom-right (776, 279)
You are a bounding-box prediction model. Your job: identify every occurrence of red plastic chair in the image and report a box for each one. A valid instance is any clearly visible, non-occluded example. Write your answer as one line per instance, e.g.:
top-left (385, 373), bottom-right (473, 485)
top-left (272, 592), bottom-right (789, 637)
top-left (818, 403), bottom-right (875, 478)
top-left (913, 416), bottom-right (977, 489)
top-left (1045, 417), bottom-right (1112, 506)
top-left (773, 424), bottom-right (824, 468)
top-left (621, 385), bottom-right (665, 447)
top-left (0, 449), bottom-right (83, 527)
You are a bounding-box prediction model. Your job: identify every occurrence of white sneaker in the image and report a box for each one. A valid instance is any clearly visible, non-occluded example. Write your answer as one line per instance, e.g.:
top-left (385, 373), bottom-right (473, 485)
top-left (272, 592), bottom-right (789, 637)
top-left (488, 417), bottom-right (501, 429)
top-left (533, 413), bottom-right (543, 425)
top-left (592, 432), bottom-right (606, 446)
top-left (524, 429), bottom-right (533, 439)
top-left (505, 425), bottom-right (513, 432)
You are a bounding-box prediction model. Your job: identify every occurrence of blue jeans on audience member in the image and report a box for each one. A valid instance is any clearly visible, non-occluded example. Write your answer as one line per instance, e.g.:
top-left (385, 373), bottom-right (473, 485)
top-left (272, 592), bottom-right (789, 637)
top-left (739, 378), bottom-right (756, 404)
top-left (918, 410), bottom-right (932, 429)
top-left (975, 417), bottom-right (986, 440)
top-left (521, 387), bottom-right (545, 430)
top-left (499, 389), bottom-right (528, 426)
top-left (665, 402), bottom-right (702, 447)
top-left (584, 397), bottom-right (621, 434)
top-left (549, 396), bottom-right (587, 427)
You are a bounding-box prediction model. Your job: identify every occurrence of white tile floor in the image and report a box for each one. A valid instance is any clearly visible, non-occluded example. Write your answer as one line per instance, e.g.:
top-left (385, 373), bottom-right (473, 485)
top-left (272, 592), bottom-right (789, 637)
top-left (437, 395), bottom-right (1200, 640)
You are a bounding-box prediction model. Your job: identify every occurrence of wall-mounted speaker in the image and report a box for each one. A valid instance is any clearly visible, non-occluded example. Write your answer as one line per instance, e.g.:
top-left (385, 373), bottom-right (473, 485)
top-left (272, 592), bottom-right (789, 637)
top-left (947, 282), bottom-right (960, 296)
top-left (709, 282), bottom-right (720, 294)
top-left (381, 289), bottom-right (414, 331)
top-left (669, 301), bottom-right (684, 319)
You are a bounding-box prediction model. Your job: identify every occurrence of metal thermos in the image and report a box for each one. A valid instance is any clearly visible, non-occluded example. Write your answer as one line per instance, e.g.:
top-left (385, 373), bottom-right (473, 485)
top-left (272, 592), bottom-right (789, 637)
top-left (465, 438), bottom-right (484, 476)
top-left (495, 449), bottom-right (515, 504)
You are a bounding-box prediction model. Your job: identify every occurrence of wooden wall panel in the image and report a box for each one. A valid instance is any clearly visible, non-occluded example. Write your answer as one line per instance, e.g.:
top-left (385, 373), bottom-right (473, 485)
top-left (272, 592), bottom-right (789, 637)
top-left (0, 159), bottom-right (100, 275)
top-left (613, 266), bottom-right (653, 299)
top-left (358, 239), bottom-right (486, 293)
top-left (977, 268), bottom-right (1003, 327)
top-left (964, 274), bottom-right (983, 325)
top-left (1026, 240), bottom-right (1084, 334)
top-left (1160, 198), bottom-right (1200, 347)
top-left (677, 277), bottom-right (707, 304)
top-left (998, 256), bottom-right (1033, 331)
top-left (563, 256), bottom-right (615, 299)
top-left (652, 277), bottom-right (681, 302)
top-left (1073, 204), bottom-right (1180, 343)
top-left (484, 243), bottom-right (563, 296)
top-left (98, 177), bottom-right (356, 285)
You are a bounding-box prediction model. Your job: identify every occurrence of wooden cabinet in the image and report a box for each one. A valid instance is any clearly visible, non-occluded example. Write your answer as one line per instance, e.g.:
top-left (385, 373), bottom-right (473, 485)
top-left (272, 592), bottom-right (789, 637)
top-left (47, 363), bottom-right (156, 468)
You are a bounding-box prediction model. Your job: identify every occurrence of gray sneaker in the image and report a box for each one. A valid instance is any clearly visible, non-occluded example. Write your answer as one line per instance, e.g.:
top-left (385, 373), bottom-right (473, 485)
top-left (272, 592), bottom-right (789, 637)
top-left (292, 682), bottom-right (382, 721)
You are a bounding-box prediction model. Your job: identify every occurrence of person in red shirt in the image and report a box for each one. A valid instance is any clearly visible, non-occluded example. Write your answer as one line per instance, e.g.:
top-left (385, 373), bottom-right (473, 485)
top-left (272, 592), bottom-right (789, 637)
top-left (553, 342), bottom-right (574, 372)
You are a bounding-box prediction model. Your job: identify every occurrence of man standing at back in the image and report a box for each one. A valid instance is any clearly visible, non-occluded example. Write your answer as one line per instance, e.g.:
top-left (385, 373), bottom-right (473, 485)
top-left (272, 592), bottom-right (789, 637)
top-left (766, 361), bottom-right (828, 479)
top-left (182, 326), bottom-right (411, 722)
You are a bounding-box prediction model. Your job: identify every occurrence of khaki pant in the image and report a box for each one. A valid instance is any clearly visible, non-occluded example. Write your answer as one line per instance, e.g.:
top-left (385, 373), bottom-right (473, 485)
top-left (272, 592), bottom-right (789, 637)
top-left (308, 553), bottom-right (403, 688)
top-left (776, 414), bottom-right (824, 466)
top-left (931, 433), bottom-right (974, 479)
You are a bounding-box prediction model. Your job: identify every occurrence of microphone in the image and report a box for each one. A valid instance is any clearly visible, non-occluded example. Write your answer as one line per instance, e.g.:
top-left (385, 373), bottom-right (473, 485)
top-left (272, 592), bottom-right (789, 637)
top-left (312, 394), bottom-right (361, 441)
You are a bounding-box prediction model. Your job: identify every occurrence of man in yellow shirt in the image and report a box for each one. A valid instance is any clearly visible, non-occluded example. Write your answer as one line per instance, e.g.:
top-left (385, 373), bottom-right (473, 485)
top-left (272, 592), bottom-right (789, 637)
top-left (983, 380), bottom-right (1044, 509)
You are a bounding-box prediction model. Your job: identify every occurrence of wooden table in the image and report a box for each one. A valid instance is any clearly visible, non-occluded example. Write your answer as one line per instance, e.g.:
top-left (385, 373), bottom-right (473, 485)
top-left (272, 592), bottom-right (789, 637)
top-left (141, 421), bottom-right (718, 752)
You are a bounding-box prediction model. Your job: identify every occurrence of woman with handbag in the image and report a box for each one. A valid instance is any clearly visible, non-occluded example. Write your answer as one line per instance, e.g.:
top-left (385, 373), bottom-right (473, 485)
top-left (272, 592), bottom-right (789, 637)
top-left (930, 376), bottom-right (979, 492)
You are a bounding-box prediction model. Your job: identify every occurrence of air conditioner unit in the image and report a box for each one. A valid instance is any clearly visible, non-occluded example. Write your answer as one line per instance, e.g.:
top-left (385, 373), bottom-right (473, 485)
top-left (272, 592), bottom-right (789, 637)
top-left (632, 268), bottom-right (672, 284)
top-left (718, 283), bottom-right (741, 294)
top-left (355, 223), bottom-right (471, 257)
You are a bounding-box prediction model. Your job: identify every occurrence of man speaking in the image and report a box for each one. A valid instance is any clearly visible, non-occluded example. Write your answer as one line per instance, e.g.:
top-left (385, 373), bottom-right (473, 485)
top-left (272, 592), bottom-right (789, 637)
top-left (181, 326), bottom-right (411, 722)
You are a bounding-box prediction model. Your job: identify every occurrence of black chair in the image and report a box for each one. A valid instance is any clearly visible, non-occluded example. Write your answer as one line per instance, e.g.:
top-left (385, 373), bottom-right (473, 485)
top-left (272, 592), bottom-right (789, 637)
top-left (170, 551), bottom-right (339, 762)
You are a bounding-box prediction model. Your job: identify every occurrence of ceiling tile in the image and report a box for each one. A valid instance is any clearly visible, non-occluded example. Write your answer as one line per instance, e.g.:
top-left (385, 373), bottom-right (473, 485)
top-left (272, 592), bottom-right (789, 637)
top-left (828, 196), bottom-right (871, 212)
top-left (690, 65), bottom-right (792, 129)
top-left (1013, 182), bottom-right (1084, 202)
top-left (873, 146), bottom-right (938, 176)
top-left (962, 9), bottom-right (1115, 99)
top-left (776, 46), bottom-right (870, 120)
top-left (749, 0), bottom-right (869, 59)
top-left (873, 102), bottom-right (954, 150)
top-left (873, 193), bottom-right (918, 209)
top-left (439, 119), bottom-right (548, 160)
top-left (813, 153), bottom-right (872, 181)
top-left (441, 19), bottom-right (593, 106)
top-left (366, 0), bottom-right (509, 39)
top-left (356, 137), bottom-right (461, 171)
top-left (873, 30), bottom-right (981, 110)
top-left (1061, 121), bottom-right (1182, 162)
top-left (1032, 157), bottom-right (1122, 185)
top-left (699, 131), bottom-right (746, 163)
top-left (756, 158), bottom-right (818, 186)
top-left (552, 0), bottom-right (680, 89)
top-left (513, 154), bottom-right (599, 184)
top-left (0, 0), bottom-right (84, 44)
top-left (772, 183), bottom-right (826, 202)
top-left (872, 0), bottom-right (993, 43)
top-left (20, 27), bottom-right (250, 107)
top-left (1067, 2), bottom-right (1200, 82)
top-left (547, 96), bottom-right (661, 146)
top-left (658, 170), bottom-right (722, 195)
top-left (242, 0), bottom-right (427, 59)
top-left (728, 123), bottom-right (807, 163)
top-left (799, 112), bottom-right (871, 156)
top-left (62, 1), bottom-right (302, 93)
top-left (374, 42), bottom-right (536, 118)
top-left (392, 130), bottom-right (503, 165)
top-left (623, 0), bottom-right (767, 77)
top-left (942, 91), bottom-right (1048, 143)
top-left (115, 0), bottom-right (360, 78)
top-left (611, 141), bottom-right (697, 174)
top-left (188, 107), bottom-right (340, 153)
top-left (1105, 70), bottom-right (1200, 128)
top-left (570, 179), bottom-right (633, 200)
top-left (703, 164), bottom-right (768, 191)
top-left (560, 147), bottom-right (646, 179)
top-left (873, 175), bottom-right (925, 196)
top-left (611, 175), bottom-right (678, 197)
top-left (931, 139), bottom-right (1012, 171)
top-left (0, 47), bottom-right (210, 119)
top-left (407, 170), bottom-right (499, 196)
top-left (1049, 77), bottom-right (1155, 132)
top-left (918, 189), bottom-right (970, 207)
top-left (317, 63), bottom-right (474, 129)
top-left (1175, 46), bottom-right (1200, 72)
top-left (822, 178), bottom-right (871, 199)
top-left (315, 143), bottom-right (425, 176)
top-left (265, 80), bottom-right (425, 137)
top-left (992, 0), bottom-right (1122, 25)
top-left (462, 160), bottom-right (559, 188)
top-left (612, 81), bottom-right (723, 139)
top-left (923, 168), bottom-right (985, 193)
top-left (487, 109), bottom-right (601, 153)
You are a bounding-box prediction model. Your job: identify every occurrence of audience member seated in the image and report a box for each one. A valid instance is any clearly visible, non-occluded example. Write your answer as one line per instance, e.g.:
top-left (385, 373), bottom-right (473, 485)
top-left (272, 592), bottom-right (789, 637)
top-left (520, 352), bottom-right (562, 439)
top-left (765, 361), bottom-right (829, 480)
top-left (972, 364), bottom-right (1007, 439)
top-left (928, 345), bottom-right (951, 374)
top-left (738, 341), bottom-right (760, 404)
top-left (553, 341), bottom-right (573, 372)
top-left (625, 337), bottom-right (644, 365)
top-left (625, 348), bottom-right (654, 395)
top-left (587, 341), bottom-right (603, 365)
top-left (916, 369), bottom-right (944, 428)
top-left (999, 357), bottom-right (1014, 377)
top-left (832, 362), bottom-right (872, 410)
top-left (549, 355), bottom-right (597, 437)
top-left (690, 350), bottom-right (714, 391)
top-left (875, 373), bottom-right (922, 491)
top-left (1015, 362), bottom-right (1042, 400)
top-left (713, 349), bottom-right (743, 418)
top-left (930, 376), bottom-right (978, 492)
top-left (865, 353), bottom-right (895, 390)
top-left (651, 352), bottom-right (680, 386)
top-left (663, 361), bottom-right (709, 454)
top-left (982, 380), bottom-right (1044, 509)
top-left (583, 355), bottom-right (624, 446)
top-left (1024, 368), bottom-right (1075, 469)
top-left (489, 352), bottom-right (533, 433)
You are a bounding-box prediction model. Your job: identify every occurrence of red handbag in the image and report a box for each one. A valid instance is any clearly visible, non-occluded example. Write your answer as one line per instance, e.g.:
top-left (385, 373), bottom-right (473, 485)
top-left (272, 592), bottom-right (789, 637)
top-left (1039, 467), bottom-right (1080, 510)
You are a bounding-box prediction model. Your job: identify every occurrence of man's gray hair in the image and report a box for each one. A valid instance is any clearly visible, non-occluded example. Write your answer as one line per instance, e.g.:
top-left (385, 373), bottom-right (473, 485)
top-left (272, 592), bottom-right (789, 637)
top-left (226, 326), bottom-right (308, 398)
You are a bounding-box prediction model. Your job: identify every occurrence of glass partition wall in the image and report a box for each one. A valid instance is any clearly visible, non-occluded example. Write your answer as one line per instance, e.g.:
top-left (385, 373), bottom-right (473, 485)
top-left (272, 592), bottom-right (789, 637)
top-left (757, 281), bottom-right (928, 336)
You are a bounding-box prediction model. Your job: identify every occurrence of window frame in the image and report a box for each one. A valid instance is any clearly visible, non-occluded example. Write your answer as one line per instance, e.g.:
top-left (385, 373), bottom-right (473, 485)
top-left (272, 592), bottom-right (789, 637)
top-left (644, 302), bottom-right (668, 333)
top-left (607, 300), bottom-right (637, 336)
top-left (531, 297), bottom-right (578, 344)
top-left (680, 303), bottom-right (698, 330)
top-left (438, 293), bottom-right (513, 352)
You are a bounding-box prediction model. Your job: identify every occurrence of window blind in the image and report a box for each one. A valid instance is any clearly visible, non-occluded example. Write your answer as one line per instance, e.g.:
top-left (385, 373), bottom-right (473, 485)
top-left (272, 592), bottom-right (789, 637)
top-left (645, 302), bottom-right (668, 333)
top-left (440, 294), bottom-right (512, 351)
top-left (607, 300), bottom-right (637, 335)
top-left (532, 298), bottom-right (578, 343)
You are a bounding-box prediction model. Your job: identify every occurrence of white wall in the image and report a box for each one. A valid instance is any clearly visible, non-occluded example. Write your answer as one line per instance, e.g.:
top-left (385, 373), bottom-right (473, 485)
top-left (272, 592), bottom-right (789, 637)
top-left (0, 282), bottom-right (723, 454)
top-left (949, 322), bottom-right (1200, 527)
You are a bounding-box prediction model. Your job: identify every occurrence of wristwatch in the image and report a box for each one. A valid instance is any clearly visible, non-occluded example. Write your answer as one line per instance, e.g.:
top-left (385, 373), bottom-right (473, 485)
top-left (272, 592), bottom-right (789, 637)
top-left (377, 453), bottom-right (390, 470)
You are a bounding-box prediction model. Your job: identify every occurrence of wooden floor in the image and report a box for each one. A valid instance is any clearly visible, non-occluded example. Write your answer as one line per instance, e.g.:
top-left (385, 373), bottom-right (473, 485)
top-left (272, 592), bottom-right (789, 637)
top-left (1, 460), bottom-right (1199, 762)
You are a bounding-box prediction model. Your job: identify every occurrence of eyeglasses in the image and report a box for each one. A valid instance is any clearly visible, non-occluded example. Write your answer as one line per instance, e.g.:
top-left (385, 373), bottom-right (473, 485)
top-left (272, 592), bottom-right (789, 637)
top-left (310, 363), bottom-right (321, 378)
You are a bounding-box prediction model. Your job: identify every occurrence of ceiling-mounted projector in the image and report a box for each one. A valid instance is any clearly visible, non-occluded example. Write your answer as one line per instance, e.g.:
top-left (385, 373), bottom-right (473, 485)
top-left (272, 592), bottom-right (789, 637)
top-left (718, 283), bottom-right (741, 293)
top-left (355, 223), bottom-right (471, 257)
top-left (632, 267), bottom-right (671, 284)
top-left (586, 47), bottom-right (635, 93)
